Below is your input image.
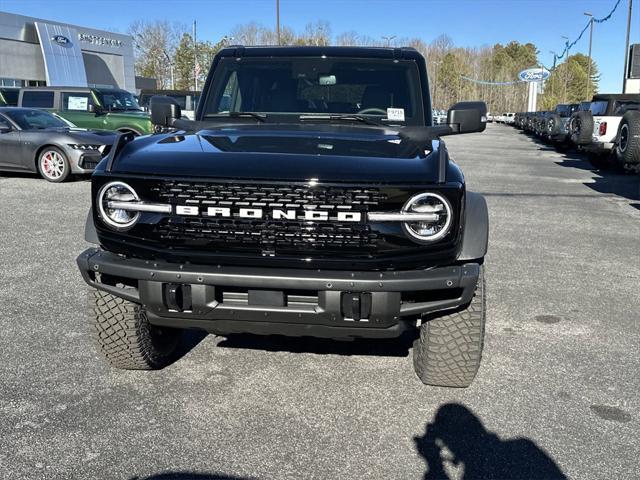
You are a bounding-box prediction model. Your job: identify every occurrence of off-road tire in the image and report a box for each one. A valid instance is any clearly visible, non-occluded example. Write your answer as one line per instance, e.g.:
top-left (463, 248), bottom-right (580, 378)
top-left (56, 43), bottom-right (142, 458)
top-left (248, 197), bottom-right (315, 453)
top-left (413, 266), bottom-right (486, 387)
top-left (90, 290), bottom-right (182, 369)
top-left (547, 114), bottom-right (562, 137)
top-left (615, 111), bottom-right (640, 168)
top-left (570, 111), bottom-right (594, 145)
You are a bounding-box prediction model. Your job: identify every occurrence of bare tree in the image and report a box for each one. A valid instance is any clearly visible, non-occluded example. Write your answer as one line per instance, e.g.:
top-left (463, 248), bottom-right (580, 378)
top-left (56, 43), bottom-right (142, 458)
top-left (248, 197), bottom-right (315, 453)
top-left (128, 20), bottom-right (182, 88)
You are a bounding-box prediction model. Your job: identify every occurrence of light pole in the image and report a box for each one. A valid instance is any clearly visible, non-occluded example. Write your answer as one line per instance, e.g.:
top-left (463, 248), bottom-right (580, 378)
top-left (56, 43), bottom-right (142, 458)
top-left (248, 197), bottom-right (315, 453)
top-left (549, 50), bottom-right (558, 100)
top-left (561, 35), bottom-right (570, 102)
top-left (276, 0), bottom-right (281, 45)
top-left (584, 12), bottom-right (594, 100)
top-left (622, 0), bottom-right (633, 93)
top-left (382, 35), bottom-right (396, 47)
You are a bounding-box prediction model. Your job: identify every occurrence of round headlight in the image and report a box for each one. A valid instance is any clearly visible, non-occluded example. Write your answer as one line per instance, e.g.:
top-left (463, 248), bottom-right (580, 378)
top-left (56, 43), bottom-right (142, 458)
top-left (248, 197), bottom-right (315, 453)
top-left (401, 192), bottom-right (452, 243)
top-left (97, 181), bottom-right (140, 230)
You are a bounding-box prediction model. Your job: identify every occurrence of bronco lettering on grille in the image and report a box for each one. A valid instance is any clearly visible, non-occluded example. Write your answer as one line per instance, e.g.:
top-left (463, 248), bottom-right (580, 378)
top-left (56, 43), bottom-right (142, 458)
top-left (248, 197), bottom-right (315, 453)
top-left (175, 205), bottom-right (362, 222)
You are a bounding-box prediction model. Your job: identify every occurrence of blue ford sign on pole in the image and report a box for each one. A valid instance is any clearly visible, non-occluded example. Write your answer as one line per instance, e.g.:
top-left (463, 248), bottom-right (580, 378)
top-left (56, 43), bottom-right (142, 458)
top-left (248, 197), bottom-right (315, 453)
top-left (518, 67), bottom-right (551, 82)
top-left (519, 67), bottom-right (550, 112)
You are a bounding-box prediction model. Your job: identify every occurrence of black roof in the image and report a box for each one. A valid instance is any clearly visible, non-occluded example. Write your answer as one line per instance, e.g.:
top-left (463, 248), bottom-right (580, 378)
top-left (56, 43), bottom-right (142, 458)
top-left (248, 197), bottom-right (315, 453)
top-left (218, 45), bottom-right (422, 60)
top-left (591, 93), bottom-right (640, 102)
top-left (139, 89), bottom-right (200, 96)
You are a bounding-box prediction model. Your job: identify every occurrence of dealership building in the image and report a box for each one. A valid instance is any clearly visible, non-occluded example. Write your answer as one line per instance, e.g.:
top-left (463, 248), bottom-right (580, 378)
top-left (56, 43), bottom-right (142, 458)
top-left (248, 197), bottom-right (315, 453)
top-left (0, 11), bottom-right (136, 91)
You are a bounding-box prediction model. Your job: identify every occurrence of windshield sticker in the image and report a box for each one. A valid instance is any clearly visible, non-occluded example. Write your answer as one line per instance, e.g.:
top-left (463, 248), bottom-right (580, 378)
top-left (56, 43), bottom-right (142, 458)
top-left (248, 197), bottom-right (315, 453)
top-left (387, 108), bottom-right (405, 121)
top-left (68, 96), bottom-right (88, 111)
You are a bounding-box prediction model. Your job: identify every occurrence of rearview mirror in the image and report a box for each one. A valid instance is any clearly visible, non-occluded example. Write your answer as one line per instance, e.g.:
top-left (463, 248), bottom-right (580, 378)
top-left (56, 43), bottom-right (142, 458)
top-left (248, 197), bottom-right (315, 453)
top-left (447, 101), bottom-right (487, 134)
top-left (150, 95), bottom-right (182, 127)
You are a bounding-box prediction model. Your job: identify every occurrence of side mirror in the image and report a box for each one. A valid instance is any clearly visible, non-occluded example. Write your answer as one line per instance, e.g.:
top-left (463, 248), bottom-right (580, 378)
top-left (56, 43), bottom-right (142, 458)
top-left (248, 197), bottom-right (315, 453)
top-left (88, 103), bottom-right (102, 114)
top-left (0, 125), bottom-right (11, 134)
top-left (447, 101), bottom-right (487, 134)
top-left (150, 95), bottom-right (181, 127)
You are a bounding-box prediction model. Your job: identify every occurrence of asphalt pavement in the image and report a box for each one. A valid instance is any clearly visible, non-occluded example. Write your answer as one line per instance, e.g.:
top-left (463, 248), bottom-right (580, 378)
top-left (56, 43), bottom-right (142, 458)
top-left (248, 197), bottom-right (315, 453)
top-left (1, 124), bottom-right (639, 479)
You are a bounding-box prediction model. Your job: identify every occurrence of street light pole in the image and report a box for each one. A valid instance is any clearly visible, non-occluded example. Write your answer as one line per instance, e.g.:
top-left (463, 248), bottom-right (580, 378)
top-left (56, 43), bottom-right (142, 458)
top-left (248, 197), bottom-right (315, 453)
top-left (622, 0), bottom-right (633, 93)
top-left (561, 35), bottom-right (570, 102)
top-left (276, 0), bottom-right (281, 45)
top-left (549, 51), bottom-right (558, 100)
top-left (584, 12), bottom-right (594, 100)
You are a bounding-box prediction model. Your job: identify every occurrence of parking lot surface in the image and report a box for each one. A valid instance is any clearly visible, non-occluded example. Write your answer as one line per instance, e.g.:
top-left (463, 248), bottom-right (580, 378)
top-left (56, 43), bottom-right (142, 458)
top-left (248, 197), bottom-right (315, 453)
top-left (1, 124), bottom-right (639, 479)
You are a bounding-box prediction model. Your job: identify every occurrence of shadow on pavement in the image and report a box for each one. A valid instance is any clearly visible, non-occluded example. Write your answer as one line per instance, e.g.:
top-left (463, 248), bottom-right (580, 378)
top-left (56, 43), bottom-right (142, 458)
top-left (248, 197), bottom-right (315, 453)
top-left (553, 150), bottom-right (640, 207)
top-left (130, 473), bottom-right (254, 480)
top-left (415, 403), bottom-right (567, 480)
top-left (217, 331), bottom-right (417, 357)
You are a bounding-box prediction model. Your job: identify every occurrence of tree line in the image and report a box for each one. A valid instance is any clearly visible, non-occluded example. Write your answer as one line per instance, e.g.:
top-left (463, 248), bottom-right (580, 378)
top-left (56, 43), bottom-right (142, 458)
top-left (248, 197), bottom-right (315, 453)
top-left (130, 20), bottom-right (599, 113)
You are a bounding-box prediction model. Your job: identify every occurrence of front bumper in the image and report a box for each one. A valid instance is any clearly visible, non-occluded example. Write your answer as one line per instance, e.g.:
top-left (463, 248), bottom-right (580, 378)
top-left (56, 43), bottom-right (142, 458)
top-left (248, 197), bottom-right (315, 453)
top-left (77, 248), bottom-right (480, 339)
top-left (68, 151), bottom-right (102, 174)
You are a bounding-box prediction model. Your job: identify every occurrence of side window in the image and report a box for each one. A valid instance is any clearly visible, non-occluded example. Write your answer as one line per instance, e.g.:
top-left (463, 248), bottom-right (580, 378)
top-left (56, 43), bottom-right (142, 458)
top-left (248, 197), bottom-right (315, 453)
top-left (62, 93), bottom-right (92, 112)
top-left (21, 91), bottom-right (55, 108)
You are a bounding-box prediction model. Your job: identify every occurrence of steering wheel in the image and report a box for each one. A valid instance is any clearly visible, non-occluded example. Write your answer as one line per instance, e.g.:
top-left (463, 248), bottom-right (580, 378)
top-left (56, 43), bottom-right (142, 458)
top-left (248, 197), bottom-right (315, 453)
top-left (357, 107), bottom-right (387, 115)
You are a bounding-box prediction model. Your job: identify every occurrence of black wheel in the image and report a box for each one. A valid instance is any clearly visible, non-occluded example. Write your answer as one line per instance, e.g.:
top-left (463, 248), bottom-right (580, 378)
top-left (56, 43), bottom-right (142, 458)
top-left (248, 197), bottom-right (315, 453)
top-left (413, 266), bottom-right (486, 387)
top-left (37, 146), bottom-right (70, 182)
top-left (569, 111), bottom-right (594, 145)
top-left (615, 111), bottom-right (640, 169)
top-left (90, 290), bottom-right (183, 370)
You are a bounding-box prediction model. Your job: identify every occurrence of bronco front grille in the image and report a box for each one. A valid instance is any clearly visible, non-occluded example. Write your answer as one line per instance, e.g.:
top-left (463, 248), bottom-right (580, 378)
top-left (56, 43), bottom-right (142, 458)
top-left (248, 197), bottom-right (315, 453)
top-left (150, 181), bottom-right (387, 252)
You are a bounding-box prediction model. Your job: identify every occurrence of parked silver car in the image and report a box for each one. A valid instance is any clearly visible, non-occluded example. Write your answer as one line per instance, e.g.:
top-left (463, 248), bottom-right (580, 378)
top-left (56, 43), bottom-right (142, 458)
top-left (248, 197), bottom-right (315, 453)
top-left (0, 107), bottom-right (117, 182)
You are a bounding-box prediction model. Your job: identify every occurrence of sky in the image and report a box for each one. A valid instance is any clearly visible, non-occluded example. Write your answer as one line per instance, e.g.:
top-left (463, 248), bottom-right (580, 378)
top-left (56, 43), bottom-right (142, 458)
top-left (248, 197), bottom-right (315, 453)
top-left (2, 0), bottom-right (638, 93)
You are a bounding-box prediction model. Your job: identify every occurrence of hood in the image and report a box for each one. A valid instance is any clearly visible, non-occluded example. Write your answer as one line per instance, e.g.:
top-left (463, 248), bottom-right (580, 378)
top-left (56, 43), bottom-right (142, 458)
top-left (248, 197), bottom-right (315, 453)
top-left (64, 129), bottom-right (118, 143)
top-left (110, 123), bottom-right (445, 183)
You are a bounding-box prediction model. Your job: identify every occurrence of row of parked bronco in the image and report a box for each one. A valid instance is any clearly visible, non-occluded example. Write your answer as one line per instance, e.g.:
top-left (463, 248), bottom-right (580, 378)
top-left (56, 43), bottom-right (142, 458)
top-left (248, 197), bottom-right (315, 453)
top-left (512, 93), bottom-right (640, 173)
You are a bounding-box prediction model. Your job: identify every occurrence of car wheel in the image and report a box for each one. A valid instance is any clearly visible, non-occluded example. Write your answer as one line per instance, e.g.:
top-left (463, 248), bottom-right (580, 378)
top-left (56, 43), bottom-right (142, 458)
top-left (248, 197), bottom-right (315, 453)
top-left (37, 147), bottom-right (70, 182)
top-left (413, 265), bottom-right (486, 387)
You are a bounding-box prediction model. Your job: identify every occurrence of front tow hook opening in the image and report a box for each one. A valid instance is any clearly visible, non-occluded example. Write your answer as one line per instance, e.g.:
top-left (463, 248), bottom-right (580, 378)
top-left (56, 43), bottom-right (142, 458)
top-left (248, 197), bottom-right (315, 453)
top-left (164, 283), bottom-right (192, 312)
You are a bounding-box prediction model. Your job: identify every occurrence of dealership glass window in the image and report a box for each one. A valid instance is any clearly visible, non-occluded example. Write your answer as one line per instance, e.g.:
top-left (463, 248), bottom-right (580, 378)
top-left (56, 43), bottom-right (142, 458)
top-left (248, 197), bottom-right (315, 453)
top-left (21, 91), bottom-right (55, 108)
top-left (62, 93), bottom-right (93, 111)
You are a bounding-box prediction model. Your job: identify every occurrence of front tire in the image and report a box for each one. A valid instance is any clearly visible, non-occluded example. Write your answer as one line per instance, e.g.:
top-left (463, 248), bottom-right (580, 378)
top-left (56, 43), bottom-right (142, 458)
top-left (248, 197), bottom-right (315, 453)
top-left (413, 266), bottom-right (486, 387)
top-left (37, 147), bottom-right (70, 182)
top-left (90, 290), bottom-right (182, 370)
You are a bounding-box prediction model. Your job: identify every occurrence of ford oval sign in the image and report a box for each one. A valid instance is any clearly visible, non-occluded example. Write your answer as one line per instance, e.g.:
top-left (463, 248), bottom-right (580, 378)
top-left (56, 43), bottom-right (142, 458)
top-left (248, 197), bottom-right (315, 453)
top-left (51, 35), bottom-right (71, 47)
top-left (518, 68), bottom-right (550, 82)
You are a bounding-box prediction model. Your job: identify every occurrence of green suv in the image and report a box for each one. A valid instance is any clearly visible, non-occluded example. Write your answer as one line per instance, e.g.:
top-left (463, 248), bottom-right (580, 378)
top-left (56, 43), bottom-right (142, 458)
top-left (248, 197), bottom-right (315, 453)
top-left (18, 87), bottom-right (152, 135)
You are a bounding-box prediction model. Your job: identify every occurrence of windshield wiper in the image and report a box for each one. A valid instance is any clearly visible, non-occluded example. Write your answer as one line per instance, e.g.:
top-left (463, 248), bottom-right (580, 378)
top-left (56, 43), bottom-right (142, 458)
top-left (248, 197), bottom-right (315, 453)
top-left (299, 114), bottom-right (385, 127)
top-left (205, 111), bottom-right (267, 122)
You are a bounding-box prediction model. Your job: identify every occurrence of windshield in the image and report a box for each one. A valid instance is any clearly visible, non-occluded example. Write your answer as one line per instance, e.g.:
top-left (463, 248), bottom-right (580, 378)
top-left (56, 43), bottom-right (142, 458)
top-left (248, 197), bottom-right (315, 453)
top-left (5, 109), bottom-right (69, 129)
top-left (96, 90), bottom-right (142, 112)
top-left (556, 104), bottom-right (577, 117)
top-left (1, 89), bottom-right (19, 106)
top-left (203, 56), bottom-right (424, 125)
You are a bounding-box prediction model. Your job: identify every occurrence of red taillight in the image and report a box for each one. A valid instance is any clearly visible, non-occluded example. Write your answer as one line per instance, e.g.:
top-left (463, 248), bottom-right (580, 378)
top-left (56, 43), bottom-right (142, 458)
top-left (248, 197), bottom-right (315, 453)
top-left (599, 122), bottom-right (607, 136)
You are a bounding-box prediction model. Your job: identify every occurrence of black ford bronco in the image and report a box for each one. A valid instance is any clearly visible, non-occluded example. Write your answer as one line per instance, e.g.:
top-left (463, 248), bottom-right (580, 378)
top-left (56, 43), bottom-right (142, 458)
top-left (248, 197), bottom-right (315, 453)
top-left (77, 46), bottom-right (489, 387)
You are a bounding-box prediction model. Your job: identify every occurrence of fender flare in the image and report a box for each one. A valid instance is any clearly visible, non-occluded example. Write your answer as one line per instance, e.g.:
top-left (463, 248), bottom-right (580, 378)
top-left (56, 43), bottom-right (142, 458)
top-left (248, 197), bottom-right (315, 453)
top-left (85, 208), bottom-right (99, 244)
top-left (458, 191), bottom-right (489, 261)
